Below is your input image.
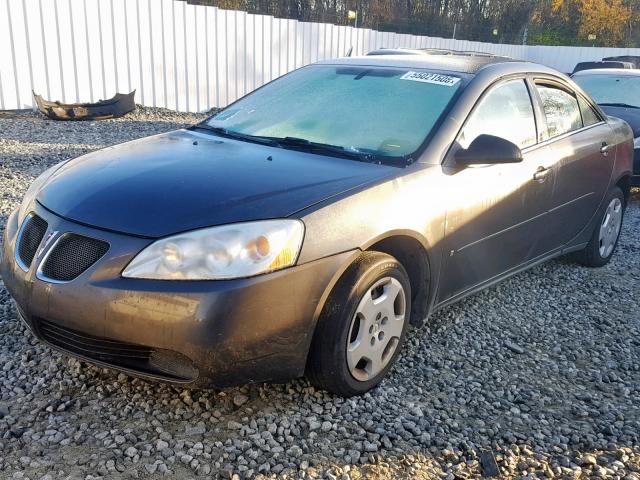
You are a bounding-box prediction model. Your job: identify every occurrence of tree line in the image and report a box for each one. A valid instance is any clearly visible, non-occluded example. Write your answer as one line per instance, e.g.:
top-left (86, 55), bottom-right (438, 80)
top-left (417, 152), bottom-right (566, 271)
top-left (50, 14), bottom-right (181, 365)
top-left (188, 0), bottom-right (640, 47)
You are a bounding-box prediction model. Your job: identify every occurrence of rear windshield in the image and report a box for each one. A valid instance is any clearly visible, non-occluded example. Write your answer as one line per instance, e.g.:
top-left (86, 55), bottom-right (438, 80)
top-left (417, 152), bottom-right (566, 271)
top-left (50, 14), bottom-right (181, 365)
top-left (573, 74), bottom-right (640, 108)
top-left (206, 65), bottom-right (463, 159)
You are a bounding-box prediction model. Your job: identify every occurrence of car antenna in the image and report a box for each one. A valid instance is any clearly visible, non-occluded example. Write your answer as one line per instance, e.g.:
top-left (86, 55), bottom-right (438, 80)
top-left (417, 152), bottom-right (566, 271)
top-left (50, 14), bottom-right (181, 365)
top-left (345, 46), bottom-right (353, 57)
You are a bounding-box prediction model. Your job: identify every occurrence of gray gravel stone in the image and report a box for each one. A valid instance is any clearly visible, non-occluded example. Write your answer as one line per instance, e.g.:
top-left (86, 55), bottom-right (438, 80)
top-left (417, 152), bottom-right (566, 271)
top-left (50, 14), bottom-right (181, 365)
top-left (504, 341), bottom-right (525, 354)
top-left (124, 447), bottom-right (138, 458)
top-left (227, 420), bottom-right (243, 430)
top-left (233, 394), bottom-right (249, 407)
top-left (156, 439), bottom-right (169, 451)
top-left (185, 424), bottom-right (206, 436)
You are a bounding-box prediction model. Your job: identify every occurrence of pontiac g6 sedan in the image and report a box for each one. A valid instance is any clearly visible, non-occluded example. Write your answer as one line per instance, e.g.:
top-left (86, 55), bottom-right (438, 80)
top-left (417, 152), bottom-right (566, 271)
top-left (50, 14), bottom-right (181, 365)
top-left (1, 53), bottom-right (633, 396)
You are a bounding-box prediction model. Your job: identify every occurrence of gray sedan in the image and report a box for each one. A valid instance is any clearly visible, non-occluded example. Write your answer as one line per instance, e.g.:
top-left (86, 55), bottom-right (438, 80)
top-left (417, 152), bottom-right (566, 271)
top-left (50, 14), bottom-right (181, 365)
top-left (0, 53), bottom-right (633, 396)
top-left (572, 68), bottom-right (640, 185)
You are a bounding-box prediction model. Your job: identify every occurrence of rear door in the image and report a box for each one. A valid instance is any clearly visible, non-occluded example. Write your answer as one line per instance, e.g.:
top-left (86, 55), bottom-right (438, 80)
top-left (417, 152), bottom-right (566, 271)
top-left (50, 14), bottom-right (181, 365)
top-left (438, 78), bottom-right (555, 303)
top-left (531, 80), bottom-right (614, 247)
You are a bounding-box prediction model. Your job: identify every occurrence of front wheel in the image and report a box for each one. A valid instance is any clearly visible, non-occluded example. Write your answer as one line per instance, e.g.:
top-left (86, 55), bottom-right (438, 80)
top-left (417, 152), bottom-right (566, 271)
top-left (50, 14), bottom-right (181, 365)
top-left (306, 251), bottom-right (411, 396)
top-left (574, 186), bottom-right (625, 267)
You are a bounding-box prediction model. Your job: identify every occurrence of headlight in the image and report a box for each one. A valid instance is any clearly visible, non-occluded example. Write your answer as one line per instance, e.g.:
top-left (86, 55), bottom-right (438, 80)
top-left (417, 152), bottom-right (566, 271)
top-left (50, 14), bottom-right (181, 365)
top-left (122, 220), bottom-right (304, 280)
top-left (634, 137), bottom-right (640, 149)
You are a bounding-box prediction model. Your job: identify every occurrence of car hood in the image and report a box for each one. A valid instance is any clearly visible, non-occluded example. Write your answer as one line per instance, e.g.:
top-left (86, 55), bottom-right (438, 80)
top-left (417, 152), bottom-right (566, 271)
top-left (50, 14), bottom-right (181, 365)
top-left (601, 105), bottom-right (640, 137)
top-left (37, 129), bottom-right (397, 237)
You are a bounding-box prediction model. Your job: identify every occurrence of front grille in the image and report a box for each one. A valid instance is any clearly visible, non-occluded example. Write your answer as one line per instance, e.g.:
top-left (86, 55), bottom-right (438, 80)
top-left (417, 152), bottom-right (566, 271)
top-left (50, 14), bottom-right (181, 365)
top-left (17, 214), bottom-right (48, 269)
top-left (40, 234), bottom-right (109, 281)
top-left (39, 318), bottom-right (153, 362)
top-left (37, 319), bottom-right (197, 381)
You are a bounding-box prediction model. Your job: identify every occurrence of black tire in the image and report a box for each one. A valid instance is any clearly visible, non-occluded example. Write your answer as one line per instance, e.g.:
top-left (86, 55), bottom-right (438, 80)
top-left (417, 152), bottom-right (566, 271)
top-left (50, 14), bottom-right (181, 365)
top-left (306, 251), bottom-right (411, 397)
top-left (574, 186), bottom-right (625, 267)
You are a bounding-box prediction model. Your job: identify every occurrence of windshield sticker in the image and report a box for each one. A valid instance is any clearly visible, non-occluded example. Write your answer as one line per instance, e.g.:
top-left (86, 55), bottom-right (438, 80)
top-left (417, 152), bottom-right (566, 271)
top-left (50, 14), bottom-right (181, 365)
top-left (400, 71), bottom-right (460, 86)
top-left (214, 109), bottom-right (240, 121)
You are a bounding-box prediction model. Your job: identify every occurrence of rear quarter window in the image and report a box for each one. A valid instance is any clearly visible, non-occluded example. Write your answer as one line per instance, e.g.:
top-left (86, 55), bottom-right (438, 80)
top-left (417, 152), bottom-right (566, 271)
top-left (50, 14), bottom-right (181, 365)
top-left (536, 85), bottom-right (583, 139)
top-left (577, 95), bottom-right (602, 127)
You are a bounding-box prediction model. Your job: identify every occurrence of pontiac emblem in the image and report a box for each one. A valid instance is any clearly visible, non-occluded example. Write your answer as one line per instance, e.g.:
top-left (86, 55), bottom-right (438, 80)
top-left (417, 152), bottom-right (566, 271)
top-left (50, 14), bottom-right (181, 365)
top-left (37, 230), bottom-right (59, 259)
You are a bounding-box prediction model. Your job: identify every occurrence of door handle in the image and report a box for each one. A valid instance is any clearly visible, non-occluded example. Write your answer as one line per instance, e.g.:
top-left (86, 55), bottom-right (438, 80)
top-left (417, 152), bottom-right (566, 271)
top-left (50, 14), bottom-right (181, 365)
top-left (533, 166), bottom-right (550, 183)
top-left (600, 142), bottom-right (611, 155)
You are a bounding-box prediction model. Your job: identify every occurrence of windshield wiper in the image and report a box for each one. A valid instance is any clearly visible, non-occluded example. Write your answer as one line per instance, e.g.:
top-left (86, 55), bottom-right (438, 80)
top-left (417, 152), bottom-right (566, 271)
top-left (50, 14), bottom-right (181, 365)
top-left (191, 128), bottom-right (410, 166)
top-left (599, 102), bottom-right (640, 109)
top-left (263, 136), bottom-right (376, 162)
top-left (190, 124), bottom-right (279, 146)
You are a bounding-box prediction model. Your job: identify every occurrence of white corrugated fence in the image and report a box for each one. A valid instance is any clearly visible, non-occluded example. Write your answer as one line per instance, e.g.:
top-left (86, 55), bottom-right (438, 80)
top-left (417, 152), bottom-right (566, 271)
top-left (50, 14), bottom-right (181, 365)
top-left (2, 0), bottom-right (640, 112)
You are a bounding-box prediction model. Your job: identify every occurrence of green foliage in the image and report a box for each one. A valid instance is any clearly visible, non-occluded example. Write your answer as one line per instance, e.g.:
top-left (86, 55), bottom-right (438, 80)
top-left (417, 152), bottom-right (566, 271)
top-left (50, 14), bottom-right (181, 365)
top-left (528, 30), bottom-right (597, 47)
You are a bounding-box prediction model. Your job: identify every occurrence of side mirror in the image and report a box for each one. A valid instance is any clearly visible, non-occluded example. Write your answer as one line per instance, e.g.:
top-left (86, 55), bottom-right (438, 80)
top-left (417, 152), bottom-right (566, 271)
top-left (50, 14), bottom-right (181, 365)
top-left (455, 134), bottom-right (523, 165)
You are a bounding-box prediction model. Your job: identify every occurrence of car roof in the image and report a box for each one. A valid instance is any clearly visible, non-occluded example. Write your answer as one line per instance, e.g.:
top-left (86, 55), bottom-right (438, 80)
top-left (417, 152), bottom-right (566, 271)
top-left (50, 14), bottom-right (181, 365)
top-left (572, 68), bottom-right (640, 76)
top-left (315, 53), bottom-right (533, 75)
top-left (602, 55), bottom-right (640, 66)
top-left (367, 47), bottom-right (505, 58)
top-left (572, 61), bottom-right (633, 74)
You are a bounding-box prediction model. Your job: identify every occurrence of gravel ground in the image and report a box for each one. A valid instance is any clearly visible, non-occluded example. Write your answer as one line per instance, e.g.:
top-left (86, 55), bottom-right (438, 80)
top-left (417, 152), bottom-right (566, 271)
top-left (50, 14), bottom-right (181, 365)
top-left (0, 108), bottom-right (639, 480)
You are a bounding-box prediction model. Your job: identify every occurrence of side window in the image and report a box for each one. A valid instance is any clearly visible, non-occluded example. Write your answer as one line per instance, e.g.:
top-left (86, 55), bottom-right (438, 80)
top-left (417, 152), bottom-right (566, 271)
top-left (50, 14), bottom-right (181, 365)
top-left (578, 95), bottom-right (602, 127)
top-left (459, 79), bottom-right (537, 150)
top-left (536, 84), bottom-right (583, 138)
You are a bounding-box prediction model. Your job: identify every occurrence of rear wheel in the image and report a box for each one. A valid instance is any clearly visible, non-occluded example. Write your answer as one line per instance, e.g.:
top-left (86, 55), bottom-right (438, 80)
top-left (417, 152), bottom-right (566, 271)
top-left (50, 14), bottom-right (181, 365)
top-left (306, 251), bottom-right (411, 396)
top-left (574, 186), bottom-right (625, 267)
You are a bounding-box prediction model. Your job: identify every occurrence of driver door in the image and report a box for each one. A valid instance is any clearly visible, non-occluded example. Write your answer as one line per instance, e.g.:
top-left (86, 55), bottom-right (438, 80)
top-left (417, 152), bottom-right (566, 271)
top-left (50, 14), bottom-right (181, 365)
top-left (438, 78), bottom-right (555, 303)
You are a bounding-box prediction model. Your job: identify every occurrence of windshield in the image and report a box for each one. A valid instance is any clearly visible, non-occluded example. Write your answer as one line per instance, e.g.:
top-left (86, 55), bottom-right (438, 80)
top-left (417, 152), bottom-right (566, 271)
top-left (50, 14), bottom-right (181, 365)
top-left (205, 65), bottom-right (463, 160)
top-left (573, 74), bottom-right (640, 108)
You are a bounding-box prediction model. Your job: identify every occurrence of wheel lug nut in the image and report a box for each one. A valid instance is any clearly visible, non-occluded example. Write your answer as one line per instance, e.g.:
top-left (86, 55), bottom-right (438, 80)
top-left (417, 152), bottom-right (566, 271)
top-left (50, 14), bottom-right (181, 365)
top-left (376, 312), bottom-right (381, 320)
top-left (370, 337), bottom-right (375, 346)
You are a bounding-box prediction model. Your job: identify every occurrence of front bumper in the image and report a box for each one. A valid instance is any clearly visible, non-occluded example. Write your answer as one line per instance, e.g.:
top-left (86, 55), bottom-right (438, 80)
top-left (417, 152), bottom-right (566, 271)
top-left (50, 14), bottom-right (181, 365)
top-left (1, 204), bottom-right (355, 387)
top-left (633, 148), bottom-right (640, 186)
